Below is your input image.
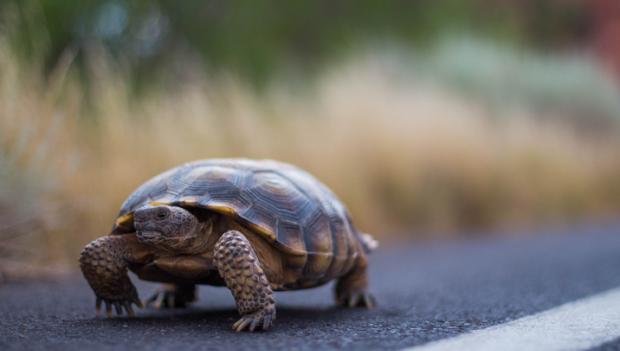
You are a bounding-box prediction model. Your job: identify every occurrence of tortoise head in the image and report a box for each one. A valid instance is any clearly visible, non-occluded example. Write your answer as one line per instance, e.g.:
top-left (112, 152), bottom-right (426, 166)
top-left (133, 205), bottom-right (210, 253)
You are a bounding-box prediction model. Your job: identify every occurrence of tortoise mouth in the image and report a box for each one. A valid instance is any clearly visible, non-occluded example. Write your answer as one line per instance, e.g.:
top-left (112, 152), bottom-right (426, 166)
top-left (136, 230), bottom-right (162, 243)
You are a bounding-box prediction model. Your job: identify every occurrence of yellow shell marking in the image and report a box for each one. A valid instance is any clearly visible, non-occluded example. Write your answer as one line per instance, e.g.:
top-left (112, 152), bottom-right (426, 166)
top-left (148, 201), bottom-right (169, 207)
top-left (114, 213), bottom-right (134, 227)
top-left (206, 204), bottom-right (238, 216)
top-left (247, 222), bottom-right (277, 241)
top-left (180, 197), bottom-right (200, 206)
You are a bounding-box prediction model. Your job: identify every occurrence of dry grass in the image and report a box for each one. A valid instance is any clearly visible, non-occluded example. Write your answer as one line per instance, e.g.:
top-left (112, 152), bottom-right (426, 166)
top-left (2, 43), bottom-right (620, 274)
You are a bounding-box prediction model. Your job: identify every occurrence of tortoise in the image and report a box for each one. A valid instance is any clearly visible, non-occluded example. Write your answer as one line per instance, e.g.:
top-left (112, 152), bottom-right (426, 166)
top-left (80, 158), bottom-right (377, 331)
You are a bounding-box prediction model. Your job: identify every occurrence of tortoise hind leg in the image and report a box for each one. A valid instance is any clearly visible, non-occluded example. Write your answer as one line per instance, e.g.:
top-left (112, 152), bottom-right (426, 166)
top-left (335, 253), bottom-right (376, 308)
top-left (214, 230), bottom-right (276, 332)
top-left (145, 283), bottom-right (197, 308)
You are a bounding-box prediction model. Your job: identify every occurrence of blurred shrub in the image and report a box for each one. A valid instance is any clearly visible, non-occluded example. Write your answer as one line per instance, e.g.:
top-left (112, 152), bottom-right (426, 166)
top-left (0, 0), bottom-right (589, 87)
top-left (0, 48), bottom-right (68, 277)
top-left (371, 37), bottom-right (620, 131)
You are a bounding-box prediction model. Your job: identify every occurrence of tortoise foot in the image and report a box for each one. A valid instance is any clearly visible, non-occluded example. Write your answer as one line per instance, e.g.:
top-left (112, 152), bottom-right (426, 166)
top-left (233, 306), bottom-right (276, 332)
top-left (95, 295), bottom-right (142, 317)
top-left (335, 254), bottom-right (376, 308)
top-left (338, 290), bottom-right (376, 308)
top-left (214, 230), bottom-right (277, 332)
top-left (145, 283), bottom-right (196, 309)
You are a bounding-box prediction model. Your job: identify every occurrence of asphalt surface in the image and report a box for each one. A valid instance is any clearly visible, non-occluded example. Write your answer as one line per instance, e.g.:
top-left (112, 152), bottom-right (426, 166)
top-left (2, 222), bottom-right (620, 351)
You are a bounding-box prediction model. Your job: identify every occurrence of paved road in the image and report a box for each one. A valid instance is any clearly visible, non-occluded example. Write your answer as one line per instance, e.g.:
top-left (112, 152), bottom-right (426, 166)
top-left (1, 222), bottom-right (620, 351)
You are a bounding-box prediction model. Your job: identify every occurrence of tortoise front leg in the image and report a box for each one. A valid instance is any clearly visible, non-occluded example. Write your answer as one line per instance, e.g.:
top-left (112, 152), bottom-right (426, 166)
top-left (213, 230), bottom-right (276, 332)
top-left (79, 234), bottom-right (151, 316)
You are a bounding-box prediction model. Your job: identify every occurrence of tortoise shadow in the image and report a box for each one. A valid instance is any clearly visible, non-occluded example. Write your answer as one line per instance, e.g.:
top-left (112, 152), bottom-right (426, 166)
top-left (75, 305), bottom-right (363, 330)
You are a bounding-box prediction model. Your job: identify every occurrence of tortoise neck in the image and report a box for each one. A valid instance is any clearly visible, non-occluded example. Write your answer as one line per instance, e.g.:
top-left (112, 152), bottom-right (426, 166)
top-left (183, 216), bottom-right (215, 254)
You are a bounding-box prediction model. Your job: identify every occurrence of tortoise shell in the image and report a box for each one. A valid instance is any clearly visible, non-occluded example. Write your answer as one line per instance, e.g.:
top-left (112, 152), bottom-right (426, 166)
top-left (112, 159), bottom-right (365, 281)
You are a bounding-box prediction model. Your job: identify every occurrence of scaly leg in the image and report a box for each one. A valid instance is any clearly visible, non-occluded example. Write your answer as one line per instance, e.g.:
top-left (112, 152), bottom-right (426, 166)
top-left (79, 235), bottom-right (151, 316)
top-left (334, 253), bottom-right (376, 308)
top-left (213, 230), bottom-right (276, 332)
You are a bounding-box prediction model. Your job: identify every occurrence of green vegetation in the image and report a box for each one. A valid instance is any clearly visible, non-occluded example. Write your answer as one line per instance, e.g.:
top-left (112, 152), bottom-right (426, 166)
top-left (1, 0), bottom-right (588, 87)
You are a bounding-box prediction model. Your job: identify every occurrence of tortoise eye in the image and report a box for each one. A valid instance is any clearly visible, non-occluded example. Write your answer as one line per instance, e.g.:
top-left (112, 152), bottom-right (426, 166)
top-left (156, 210), bottom-right (168, 220)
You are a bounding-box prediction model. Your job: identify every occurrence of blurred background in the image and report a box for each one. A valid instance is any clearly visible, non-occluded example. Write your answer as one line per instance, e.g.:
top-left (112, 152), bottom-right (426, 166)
top-left (1, 0), bottom-right (620, 279)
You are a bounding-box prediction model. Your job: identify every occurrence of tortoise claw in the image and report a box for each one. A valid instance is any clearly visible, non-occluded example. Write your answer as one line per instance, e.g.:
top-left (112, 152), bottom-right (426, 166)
top-left (133, 297), bottom-right (143, 309)
top-left (123, 301), bottom-right (135, 316)
top-left (363, 294), bottom-right (377, 308)
top-left (233, 307), bottom-right (276, 332)
top-left (145, 290), bottom-right (176, 309)
top-left (145, 285), bottom-right (195, 309)
top-left (95, 295), bottom-right (142, 318)
top-left (348, 293), bottom-right (362, 308)
top-left (340, 291), bottom-right (376, 309)
top-left (145, 292), bottom-right (159, 307)
top-left (114, 302), bottom-right (123, 316)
